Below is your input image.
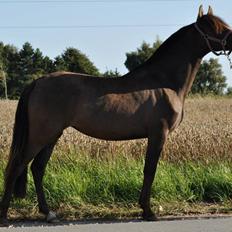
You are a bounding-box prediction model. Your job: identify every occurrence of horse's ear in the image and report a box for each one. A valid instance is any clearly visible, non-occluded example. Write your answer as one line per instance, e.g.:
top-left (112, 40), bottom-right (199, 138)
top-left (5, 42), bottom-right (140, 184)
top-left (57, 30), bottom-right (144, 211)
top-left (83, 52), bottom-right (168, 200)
top-left (197, 5), bottom-right (204, 20)
top-left (207, 5), bottom-right (213, 15)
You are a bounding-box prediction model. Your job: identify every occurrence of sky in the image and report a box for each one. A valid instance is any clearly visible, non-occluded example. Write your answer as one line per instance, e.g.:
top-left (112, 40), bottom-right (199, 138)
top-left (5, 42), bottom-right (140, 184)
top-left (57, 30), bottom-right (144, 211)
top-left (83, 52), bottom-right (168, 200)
top-left (0, 0), bottom-right (232, 86)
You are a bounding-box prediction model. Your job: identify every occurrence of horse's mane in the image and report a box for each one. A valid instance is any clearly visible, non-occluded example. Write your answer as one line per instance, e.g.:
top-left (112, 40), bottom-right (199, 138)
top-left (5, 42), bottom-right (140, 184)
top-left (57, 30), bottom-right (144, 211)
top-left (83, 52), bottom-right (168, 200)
top-left (203, 14), bottom-right (230, 33)
top-left (151, 14), bottom-right (231, 59)
top-left (126, 14), bottom-right (230, 78)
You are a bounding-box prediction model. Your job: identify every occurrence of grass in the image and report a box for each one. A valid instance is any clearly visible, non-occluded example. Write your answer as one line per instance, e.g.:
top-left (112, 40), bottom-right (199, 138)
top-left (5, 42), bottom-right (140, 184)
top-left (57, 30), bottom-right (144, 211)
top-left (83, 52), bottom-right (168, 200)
top-left (1, 154), bottom-right (232, 220)
top-left (0, 97), bottom-right (232, 220)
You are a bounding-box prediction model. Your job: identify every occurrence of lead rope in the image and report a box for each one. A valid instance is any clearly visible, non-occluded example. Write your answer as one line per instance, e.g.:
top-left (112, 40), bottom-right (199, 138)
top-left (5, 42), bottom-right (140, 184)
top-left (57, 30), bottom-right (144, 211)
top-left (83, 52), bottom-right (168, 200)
top-left (226, 53), bottom-right (232, 69)
top-left (222, 31), bottom-right (232, 69)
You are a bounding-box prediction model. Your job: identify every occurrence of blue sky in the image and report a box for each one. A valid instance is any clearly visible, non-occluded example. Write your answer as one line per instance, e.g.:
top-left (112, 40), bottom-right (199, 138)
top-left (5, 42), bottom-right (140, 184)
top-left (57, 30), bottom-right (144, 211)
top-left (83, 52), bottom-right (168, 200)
top-left (1, 0), bottom-right (232, 86)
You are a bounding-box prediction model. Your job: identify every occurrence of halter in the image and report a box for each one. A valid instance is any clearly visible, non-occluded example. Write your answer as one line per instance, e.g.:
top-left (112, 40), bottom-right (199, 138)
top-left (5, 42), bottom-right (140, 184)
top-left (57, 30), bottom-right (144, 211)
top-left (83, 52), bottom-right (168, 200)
top-left (194, 23), bottom-right (232, 68)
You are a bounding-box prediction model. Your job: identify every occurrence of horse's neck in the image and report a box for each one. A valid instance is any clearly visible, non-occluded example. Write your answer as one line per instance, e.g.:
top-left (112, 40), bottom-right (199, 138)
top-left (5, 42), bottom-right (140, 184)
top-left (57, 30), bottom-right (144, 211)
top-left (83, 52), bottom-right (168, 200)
top-left (165, 56), bottom-right (203, 101)
top-left (176, 59), bottom-right (202, 100)
top-left (136, 24), bottom-right (207, 102)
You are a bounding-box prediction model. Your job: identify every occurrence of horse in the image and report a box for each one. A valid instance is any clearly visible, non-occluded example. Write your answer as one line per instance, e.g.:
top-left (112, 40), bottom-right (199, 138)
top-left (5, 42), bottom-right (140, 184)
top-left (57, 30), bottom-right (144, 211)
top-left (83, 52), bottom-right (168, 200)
top-left (1, 5), bottom-right (232, 225)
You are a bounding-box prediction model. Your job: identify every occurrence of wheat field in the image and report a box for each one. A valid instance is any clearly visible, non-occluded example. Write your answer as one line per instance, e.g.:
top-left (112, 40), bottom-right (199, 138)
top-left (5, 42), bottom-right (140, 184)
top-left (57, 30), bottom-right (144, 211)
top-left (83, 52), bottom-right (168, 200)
top-left (0, 97), bottom-right (232, 162)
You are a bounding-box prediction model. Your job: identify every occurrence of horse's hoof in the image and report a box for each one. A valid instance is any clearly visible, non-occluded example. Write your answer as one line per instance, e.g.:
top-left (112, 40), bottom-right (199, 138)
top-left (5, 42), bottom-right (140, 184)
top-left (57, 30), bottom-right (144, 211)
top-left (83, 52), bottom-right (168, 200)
top-left (46, 211), bottom-right (59, 223)
top-left (0, 218), bottom-right (9, 227)
top-left (142, 212), bottom-right (158, 221)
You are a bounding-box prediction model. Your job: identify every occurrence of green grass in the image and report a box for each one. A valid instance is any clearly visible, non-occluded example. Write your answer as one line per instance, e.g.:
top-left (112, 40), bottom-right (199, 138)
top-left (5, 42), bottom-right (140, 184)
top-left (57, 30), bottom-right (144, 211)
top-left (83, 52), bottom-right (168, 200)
top-left (0, 151), bottom-right (232, 219)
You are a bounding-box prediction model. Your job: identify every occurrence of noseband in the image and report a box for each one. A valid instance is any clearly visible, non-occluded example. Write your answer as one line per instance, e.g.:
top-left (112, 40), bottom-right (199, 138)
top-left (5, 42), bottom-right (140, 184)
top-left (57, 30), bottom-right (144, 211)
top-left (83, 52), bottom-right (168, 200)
top-left (194, 23), bottom-right (232, 68)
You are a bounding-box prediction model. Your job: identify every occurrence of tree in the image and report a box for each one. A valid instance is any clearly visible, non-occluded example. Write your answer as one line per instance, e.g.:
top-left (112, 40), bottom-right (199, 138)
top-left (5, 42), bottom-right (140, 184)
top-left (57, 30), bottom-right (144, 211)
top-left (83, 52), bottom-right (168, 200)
top-left (0, 43), bottom-right (5, 97)
top-left (0, 65), bottom-right (6, 99)
top-left (0, 42), bottom-right (104, 98)
top-left (0, 43), bottom-right (102, 99)
top-left (103, 69), bottom-right (121, 78)
top-left (31, 48), bottom-right (48, 78)
top-left (2, 44), bottom-right (20, 99)
top-left (1, 42), bottom-right (54, 99)
top-left (191, 58), bottom-right (227, 95)
top-left (55, 47), bottom-right (100, 76)
top-left (124, 38), bottom-right (162, 72)
top-left (226, 86), bottom-right (232, 96)
top-left (43, 56), bottom-right (55, 73)
top-left (54, 55), bottom-right (66, 71)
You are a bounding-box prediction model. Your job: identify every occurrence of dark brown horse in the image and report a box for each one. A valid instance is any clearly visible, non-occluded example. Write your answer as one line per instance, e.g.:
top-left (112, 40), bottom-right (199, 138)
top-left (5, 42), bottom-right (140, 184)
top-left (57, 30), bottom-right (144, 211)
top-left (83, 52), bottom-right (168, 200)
top-left (1, 6), bottom-right (232, 224)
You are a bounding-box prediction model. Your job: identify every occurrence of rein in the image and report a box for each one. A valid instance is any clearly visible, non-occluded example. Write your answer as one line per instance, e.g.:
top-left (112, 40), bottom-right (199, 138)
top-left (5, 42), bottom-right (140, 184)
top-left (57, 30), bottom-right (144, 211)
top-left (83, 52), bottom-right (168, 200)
top-left (194, 23), bottom-right (232, 68)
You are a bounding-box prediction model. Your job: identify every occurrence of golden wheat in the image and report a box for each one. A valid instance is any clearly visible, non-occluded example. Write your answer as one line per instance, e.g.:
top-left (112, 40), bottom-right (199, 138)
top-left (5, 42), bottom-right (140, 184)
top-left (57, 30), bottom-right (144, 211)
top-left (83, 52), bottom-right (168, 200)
top-left (0, 97), bottom-right (232, 162)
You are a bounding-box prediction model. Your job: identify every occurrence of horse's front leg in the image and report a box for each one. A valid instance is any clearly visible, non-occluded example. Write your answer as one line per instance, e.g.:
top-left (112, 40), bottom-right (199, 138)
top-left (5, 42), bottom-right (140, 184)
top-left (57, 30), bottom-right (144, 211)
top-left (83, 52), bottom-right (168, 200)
top-left (139, 121), bottom-right (169, 221)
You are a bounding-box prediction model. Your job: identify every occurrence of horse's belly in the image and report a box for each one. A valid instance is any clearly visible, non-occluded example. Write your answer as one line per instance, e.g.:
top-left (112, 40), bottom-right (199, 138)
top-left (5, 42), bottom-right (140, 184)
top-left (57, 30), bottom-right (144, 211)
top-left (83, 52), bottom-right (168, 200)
top-left (71, 111), bottom-right (148, 141)
top-left (70, 91), bottom-right (152, 140)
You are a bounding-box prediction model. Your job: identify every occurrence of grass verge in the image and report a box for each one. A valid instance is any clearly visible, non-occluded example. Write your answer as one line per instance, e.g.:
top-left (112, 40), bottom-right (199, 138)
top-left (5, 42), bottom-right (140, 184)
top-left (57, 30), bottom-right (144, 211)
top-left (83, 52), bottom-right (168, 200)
top-left (0, 152), bottom-right (232, 220)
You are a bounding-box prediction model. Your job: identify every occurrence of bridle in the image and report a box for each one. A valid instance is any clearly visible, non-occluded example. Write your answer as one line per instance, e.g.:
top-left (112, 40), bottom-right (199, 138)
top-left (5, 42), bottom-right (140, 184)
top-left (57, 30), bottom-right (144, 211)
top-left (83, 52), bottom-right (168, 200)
top-left (194, 23), bottom-right (232, 68)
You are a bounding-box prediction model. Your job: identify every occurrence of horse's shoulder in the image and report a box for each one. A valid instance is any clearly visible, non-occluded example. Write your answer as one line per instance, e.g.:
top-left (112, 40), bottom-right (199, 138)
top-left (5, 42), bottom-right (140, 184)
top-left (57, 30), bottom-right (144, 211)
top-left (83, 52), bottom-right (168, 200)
top-left (155, 88), bottom-right (183, 131)
top-left (161, 88), bottom-right (183, 114)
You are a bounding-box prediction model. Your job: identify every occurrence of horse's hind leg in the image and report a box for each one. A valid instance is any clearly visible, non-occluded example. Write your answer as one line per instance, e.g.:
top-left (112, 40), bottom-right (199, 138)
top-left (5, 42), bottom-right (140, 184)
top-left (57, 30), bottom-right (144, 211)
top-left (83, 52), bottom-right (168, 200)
top-left (139, 121), bottom-right (169, 221)
top-left (0, 162), bottom-right (26, 225)
top-left (0, 144), bottom-right (42, 225)
top-left (31, 139), bottom-right (59, 223)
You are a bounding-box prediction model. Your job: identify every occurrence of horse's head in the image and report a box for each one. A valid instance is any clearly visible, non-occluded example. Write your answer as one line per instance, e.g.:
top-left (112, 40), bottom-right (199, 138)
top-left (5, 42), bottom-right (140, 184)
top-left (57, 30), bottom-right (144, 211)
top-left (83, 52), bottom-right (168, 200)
top-left (195, 5), bottom-right (232, 65)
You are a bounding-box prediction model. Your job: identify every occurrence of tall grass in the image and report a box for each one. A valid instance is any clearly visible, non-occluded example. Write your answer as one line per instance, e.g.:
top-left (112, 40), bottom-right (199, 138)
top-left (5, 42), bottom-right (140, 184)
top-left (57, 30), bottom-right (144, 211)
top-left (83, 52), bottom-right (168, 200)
top-left (0, 153), bottom-right (231, 218)
top-left (43, 156), bottom-right (232, 205)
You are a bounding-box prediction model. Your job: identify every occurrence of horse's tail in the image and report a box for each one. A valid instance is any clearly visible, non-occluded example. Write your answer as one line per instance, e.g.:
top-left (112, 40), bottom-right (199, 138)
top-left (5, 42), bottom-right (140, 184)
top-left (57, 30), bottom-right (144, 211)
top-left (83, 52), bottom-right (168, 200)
top-left (5, 81), bottom-right (36, 198)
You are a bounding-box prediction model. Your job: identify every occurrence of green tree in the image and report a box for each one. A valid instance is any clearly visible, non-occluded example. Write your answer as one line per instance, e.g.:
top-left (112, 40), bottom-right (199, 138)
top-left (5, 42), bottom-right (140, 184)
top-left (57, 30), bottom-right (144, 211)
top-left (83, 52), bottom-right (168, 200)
top-left (0, 42), bottom-right (5, 97)
top-left (2, 44), bottom-right (20, 98)
top-left (0, 43), bottom-right (102, 98)
top-left (124, 38), bottom-right (162, 72)
top-left (43, 56), bottom-right (55, 73)
top-left (54, 55), bottom-right (66, 71)
top-left (0, 67), bottom-right (5, 99)
top-left (55, 47), bottom-right (100, 76)
top-left (0, 42), bottom-right (4, 65)
top-left (0, 67), bottom-right (7, 99)
top-left (226, 86), bottom-right (232, 96)
top-left (103, 69), bottom-right (121, 78)
top-left (8, 42), bottom-right (36, 98)
top-left (1, 42), bottom-right (53, 99)
top-left (191, 58), bottom-right (227, 95)
top-left (31, 48), bottom-right (47, 78)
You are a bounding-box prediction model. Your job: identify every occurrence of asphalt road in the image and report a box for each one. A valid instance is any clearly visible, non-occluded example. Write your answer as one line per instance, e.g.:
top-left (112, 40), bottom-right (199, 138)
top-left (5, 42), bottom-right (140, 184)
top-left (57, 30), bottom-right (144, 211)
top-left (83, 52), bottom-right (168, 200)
top-left (0, 217), bottom-right (232, 232)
